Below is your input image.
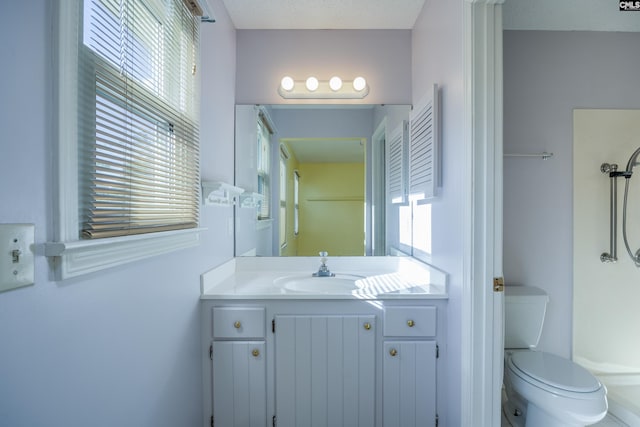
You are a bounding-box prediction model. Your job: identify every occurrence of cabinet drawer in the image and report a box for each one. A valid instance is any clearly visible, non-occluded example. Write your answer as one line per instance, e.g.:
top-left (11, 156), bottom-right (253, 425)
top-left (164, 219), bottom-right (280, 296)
top-left (383, 306), bottom-right (436, 337)
top-left (213, 307), bottom-right (265, 339)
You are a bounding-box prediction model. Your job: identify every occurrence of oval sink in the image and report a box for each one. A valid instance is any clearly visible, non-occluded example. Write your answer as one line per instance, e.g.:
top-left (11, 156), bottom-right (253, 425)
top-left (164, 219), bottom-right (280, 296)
top-left (274, 274), bottom-right (364, 294)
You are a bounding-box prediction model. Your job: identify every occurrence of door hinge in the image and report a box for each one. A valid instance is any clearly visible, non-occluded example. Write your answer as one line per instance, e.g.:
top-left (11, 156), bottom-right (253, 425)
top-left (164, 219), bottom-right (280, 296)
top-left (209, 344), bottom-right (213, 360)
top-left (436, 344), bottom-right (440, 359)
top-left (210, 414), bottom-right (214, 427)
top-left (272, 415), bottom-right (276, 426)
top-left (435, 413), bottom-right (439, 427)
top-left (493, 277), bottom-right (504, 292)
top-left (272, 319), bottom-right (275, 333)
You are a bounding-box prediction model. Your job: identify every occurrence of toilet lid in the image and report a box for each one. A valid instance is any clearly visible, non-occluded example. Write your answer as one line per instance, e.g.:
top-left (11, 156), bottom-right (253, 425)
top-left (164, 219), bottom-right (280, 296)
top-left (510, 351), bottom-right (601, 393)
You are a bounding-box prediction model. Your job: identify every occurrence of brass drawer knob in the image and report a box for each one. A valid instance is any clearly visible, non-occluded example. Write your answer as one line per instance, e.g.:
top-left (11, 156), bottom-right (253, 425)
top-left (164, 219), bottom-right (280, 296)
top-left (363, 322), bottom-right (372, 330)
top-left (252, 348), bottom-right (260, 357)
top-left (389, 348), bottom-right (398, 357)
top-left (233, 321), bottom-right (241, 329)
top-left (407, 320), bottom-right (415, 327)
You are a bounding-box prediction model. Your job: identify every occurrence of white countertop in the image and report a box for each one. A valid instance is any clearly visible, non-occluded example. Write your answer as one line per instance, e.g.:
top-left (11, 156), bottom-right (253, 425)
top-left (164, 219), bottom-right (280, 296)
top-left (200, 256), bottom-right (448, 300)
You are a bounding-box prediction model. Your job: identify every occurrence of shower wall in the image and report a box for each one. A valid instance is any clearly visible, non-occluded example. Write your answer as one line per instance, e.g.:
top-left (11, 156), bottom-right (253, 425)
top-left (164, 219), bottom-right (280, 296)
top-left (573, 109), bottom-right (640, 373)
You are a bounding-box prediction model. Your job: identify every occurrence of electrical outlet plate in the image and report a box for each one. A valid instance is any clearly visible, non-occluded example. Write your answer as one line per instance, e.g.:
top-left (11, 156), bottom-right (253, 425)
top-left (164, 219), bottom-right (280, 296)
top-left (0, 224), bottom-right (35, 292)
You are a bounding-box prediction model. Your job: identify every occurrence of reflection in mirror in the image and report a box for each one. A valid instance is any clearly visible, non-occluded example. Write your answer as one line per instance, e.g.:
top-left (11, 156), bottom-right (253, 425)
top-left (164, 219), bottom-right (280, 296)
top-left (234, 104), bottom-right (410, 257)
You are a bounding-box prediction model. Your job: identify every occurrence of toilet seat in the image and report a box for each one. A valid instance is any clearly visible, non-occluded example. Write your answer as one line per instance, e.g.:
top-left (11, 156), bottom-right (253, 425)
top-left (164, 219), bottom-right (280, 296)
top-left (508, 351), bottom-right (601, 394)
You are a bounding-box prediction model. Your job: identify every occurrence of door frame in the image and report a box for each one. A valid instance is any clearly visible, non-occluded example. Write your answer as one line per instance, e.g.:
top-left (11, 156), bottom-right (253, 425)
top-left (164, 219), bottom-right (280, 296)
top-left (371, 118), bottom-right (387, 256)
top-left (463, 0), bottom-right (505, 425)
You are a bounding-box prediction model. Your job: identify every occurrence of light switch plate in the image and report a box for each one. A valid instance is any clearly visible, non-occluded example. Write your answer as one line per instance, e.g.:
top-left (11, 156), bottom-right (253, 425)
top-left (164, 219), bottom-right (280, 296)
top-left (0, 224), bottom-right (35, 292)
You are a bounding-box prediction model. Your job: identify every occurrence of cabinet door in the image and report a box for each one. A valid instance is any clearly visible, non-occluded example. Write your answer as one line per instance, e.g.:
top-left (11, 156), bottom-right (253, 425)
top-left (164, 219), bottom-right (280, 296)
top-left (383, 341), bottom-right (436, 427)
top-left (212, 341), bottom-right (266, 427)
top-left (274, 315), bottom-right (375, 427)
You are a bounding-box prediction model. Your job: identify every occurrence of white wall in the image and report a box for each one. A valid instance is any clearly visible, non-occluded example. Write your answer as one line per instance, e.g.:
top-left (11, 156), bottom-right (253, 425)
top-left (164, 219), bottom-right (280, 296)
top-left (0, 1), bottom-right (237, 426)
top-left (503, 31), bottom-right (640, 358)
top-left (235, 29), bottom-right (412, 105)
top-left (412, 0), bottom-right (465, 425)
top-left (503, 0), bottom-right (640, 32)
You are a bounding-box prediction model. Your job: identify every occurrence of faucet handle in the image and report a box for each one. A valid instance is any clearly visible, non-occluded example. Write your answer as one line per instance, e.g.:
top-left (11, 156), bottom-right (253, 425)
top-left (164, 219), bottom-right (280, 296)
top-left (319, 251), bottom-right (328, 266)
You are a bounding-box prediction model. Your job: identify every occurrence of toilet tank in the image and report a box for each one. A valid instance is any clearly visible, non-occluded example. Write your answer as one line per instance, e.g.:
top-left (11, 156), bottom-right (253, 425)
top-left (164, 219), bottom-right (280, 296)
top-left (504, 285), bottom-right (549, 349)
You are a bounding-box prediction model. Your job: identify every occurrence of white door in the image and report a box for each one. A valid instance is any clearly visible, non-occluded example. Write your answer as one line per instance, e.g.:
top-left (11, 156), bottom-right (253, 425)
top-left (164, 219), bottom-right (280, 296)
top-left (274, 315), bottom-right (376, 427)
top-left (212, 341), bottom-right (267, 427)
top-left (382, 341), bottom-right (437, 426)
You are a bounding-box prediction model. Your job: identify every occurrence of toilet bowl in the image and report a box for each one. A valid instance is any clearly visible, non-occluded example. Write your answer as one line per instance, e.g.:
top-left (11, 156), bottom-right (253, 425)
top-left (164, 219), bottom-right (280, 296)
top-left (504, 350), bottom-right (607, 427)
top-left (502, 286), bottom-right (607, 427)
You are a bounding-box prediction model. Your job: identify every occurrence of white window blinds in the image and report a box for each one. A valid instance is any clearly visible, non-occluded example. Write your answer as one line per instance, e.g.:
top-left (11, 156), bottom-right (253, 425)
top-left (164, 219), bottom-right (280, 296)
top-left (79, 0), bottom-right (200, 239)
top-left (409, 84), bottom-right (439, 201)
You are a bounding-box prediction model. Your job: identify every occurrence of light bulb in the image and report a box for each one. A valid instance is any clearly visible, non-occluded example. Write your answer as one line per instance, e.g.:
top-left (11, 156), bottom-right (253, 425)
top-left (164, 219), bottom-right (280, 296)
top-left (305, 76), bottom-right (319, 92)
top-left (280, 76), bottom-right (294, 91)
top-left (329, 76), bottom-right (342, 91)
top-left (353, 76), bottom-right (367, 92)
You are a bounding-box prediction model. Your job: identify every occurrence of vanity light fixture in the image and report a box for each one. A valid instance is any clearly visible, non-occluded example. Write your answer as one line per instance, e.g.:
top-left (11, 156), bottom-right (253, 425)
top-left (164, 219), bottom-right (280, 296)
top-left (278, 75), bottom-right (369, 99)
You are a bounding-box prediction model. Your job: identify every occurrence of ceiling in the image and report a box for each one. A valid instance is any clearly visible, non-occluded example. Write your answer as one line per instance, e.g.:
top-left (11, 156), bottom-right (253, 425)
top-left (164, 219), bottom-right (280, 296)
top-left (218, 0), bottom-right (640, 32)
top-left (221, 0), bottom-right (426, 30)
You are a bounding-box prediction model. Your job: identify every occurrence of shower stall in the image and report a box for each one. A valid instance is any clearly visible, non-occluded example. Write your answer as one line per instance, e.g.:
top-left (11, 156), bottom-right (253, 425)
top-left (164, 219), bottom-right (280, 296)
top-left (573, 109), bottom-right (640, 426)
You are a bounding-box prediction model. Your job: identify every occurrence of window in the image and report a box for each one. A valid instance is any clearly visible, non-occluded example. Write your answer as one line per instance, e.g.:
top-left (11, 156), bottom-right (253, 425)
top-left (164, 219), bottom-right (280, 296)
top-left (48, 0), bottom-right (202, 279)
top-left (412, 201), bottom-right (432, 257)
top-left (396, 200), bottom-right (432, 259)
top-left (294, 170), bottom-right (300, 236)
top-left (257, 114), bottom-right (272, 220)
top-left (81, 0), bottom-right (200, 238)
top-left (279, 153), bottom-right (287, 248)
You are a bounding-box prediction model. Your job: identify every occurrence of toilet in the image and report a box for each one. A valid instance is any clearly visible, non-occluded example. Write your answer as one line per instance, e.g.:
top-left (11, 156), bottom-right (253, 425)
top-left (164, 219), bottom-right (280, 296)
top-left (503, 285), bottom-right (608, 427)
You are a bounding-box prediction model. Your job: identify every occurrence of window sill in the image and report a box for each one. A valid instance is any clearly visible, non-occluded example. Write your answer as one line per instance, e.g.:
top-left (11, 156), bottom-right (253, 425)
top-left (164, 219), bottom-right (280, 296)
top-left (44, 228), bottom-right (203, 280)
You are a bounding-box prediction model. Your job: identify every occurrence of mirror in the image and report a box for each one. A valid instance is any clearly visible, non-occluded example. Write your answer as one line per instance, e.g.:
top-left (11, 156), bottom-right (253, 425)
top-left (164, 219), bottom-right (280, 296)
top-left (234, 104), bottom-right (411, 257)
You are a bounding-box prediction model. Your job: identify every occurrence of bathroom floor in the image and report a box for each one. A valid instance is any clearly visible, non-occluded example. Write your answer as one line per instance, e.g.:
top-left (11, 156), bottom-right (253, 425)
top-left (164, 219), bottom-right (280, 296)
top-left (500, 388), bottom-right (628, 427)
top-left (500, 412), bottom-right (627, 426)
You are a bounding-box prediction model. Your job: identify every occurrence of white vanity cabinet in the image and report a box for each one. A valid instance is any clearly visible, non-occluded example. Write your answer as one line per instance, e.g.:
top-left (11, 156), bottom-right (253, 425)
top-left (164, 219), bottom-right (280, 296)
top-left (211, 307), bottom-right (267, 427)
top-left (382, 307), bottom-right (438, 427)
top-left (202, 300), bottom-right (445, 427)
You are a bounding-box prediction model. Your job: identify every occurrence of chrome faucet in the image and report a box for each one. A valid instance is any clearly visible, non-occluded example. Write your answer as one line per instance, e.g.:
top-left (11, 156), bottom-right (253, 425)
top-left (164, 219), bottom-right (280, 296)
top-left (313, 251), bottom-right (335, 277)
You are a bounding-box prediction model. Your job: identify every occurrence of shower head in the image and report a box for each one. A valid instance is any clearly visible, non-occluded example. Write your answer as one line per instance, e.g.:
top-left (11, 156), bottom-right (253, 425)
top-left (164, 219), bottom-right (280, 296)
top-left (625, 146), bottom-right (640, 175)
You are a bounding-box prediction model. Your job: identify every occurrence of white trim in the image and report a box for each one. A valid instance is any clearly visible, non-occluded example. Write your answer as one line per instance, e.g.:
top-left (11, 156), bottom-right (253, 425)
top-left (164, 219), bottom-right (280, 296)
top-left (54, 0), bottom-right (80, 242)
top-left (371, 117), bottom-right (387, 256)
top-left (256, 219), bottom-right (273, 231)
top-left (45, 228), bottom-right (202, 280)
top-left (463, 0), bottom-right (505, 426)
